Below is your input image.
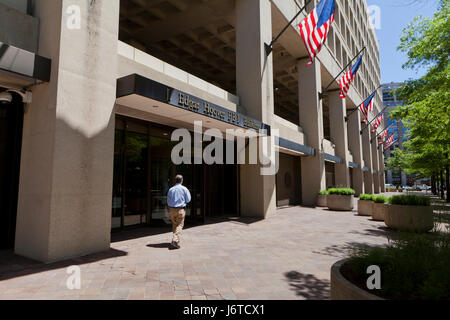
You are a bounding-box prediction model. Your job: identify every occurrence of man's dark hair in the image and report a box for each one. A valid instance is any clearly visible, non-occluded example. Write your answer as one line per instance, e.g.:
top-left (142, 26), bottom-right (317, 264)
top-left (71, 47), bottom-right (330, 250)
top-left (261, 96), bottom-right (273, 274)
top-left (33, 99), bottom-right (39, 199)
top-left (175, 175), bottom-right (183, 184)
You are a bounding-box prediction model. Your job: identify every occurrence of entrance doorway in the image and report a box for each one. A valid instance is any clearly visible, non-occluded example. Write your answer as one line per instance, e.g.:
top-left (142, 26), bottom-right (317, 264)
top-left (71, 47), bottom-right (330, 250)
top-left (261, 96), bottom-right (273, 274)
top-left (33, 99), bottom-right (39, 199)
top-left (325, 162), bottom-right (336, 189)
top-left (276, 153), bottom-right (302, 207)
top-left (0, 95), bottom-right (24, 249)
top-left (111, 116), bottom-right (239, 231)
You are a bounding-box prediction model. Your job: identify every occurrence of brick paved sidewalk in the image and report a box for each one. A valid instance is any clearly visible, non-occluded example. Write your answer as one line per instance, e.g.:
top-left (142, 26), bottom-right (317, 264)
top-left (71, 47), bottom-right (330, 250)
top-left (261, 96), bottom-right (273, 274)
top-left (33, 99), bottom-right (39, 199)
top-left (0, 206), bottom-right (392, 300)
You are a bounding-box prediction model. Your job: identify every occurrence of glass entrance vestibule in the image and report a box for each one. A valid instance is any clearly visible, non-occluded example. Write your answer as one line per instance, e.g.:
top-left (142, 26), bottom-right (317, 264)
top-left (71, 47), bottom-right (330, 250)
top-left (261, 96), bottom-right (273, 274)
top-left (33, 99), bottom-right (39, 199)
top-left (111, 115), bottom-right (239, 231)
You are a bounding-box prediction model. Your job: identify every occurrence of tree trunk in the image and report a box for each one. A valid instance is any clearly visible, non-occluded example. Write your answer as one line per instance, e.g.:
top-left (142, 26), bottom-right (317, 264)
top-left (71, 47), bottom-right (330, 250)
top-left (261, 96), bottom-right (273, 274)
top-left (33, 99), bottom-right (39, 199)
top-left (440, 170), bottom-right (445, 199)
top-left (446, 165), bottom-right (449, 203)
top-left (431, 174), bottom-right (436, 195)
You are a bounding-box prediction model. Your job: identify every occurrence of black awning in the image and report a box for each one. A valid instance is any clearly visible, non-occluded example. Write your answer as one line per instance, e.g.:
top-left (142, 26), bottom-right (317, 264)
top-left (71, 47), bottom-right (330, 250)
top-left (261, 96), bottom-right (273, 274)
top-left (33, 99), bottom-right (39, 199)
top-left (0, 42), bottom-right (51, 83)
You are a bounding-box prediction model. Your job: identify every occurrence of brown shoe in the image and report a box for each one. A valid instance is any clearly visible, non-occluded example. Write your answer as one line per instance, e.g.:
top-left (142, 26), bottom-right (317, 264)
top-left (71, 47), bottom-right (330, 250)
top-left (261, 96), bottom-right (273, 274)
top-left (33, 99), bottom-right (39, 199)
top-left (170, 241), bottom-right (180, 249)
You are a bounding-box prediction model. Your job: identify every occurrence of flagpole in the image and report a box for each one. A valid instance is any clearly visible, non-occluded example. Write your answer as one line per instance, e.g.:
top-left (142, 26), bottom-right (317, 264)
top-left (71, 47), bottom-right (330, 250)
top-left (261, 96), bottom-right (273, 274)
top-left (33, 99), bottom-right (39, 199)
top-left (371, 123), bottom-right (394, 143)
top-left (344, 84), bottom-right (382, 122)
top-left (319, 46), bottom-right (366, 100)
top-left (360, 105), bottom-right (389, 135)
top-left (265, 0), bottom-right (314, 56)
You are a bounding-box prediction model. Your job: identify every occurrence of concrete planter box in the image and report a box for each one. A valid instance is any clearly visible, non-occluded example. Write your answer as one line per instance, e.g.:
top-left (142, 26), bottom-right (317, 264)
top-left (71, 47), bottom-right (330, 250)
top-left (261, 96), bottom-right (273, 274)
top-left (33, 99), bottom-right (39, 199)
top-left (317, 194), bottom-right (327, 207)
top-left (357, 200), bottom-right (372, 216)
top-left (327, 195), bottom-right (354, 211)
top-left (372, 203), bottom-right (387, 221)
top-left (331, 259), bottom-right (384, 300)
top-left (384, 204), bottom-right (434, 232)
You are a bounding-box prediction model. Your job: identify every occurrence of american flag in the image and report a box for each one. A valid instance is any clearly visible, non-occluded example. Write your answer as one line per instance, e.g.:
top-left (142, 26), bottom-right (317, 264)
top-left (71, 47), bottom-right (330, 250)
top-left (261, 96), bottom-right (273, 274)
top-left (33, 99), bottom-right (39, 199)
top-left (384, 136), bottom-right (395, 150)
top-left (339, 55), bottom-right (363, 99)
top-left (371, 114), bottom-right (384, 133)
top-left (359, 92), bottom-right (375, 124)
top-left (299, 0), bottom-right (335, 66)
top-left (378, 130), bottom-right (389, 144)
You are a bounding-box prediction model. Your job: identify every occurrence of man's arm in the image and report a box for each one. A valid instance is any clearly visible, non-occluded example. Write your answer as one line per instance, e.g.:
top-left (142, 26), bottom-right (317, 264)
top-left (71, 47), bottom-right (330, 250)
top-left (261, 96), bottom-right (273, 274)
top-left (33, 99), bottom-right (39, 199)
top-left (184, 187), bottom-right (192, 204)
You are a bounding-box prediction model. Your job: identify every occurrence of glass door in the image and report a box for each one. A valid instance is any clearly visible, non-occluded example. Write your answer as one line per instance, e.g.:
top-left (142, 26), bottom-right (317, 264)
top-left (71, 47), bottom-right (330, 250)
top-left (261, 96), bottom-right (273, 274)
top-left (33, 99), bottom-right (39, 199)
top-left (112, 117), bottom-right (149, 230)
top-left (175, 163), bottom-right (204, 224)
top-left (111, 126), bottom-right (125, 229)
top-left (149, 148), bottom-right (173, 222)
top-left (112, 116), bottom-right (207, 230)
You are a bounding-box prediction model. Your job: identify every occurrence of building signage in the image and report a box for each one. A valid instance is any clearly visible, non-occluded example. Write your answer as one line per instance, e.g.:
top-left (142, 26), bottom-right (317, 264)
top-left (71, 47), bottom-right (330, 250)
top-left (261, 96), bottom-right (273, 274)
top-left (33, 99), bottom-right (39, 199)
top-left (171, 90), bottom-right (263, 131)
top-left (117, 74), bottom-right (270, 134)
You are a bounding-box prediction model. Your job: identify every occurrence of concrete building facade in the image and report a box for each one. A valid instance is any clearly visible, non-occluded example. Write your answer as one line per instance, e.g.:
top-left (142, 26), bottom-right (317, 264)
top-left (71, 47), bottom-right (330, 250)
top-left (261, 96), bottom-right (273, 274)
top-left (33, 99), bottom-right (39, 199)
top-left (0, 0), bottom-right (384, 262)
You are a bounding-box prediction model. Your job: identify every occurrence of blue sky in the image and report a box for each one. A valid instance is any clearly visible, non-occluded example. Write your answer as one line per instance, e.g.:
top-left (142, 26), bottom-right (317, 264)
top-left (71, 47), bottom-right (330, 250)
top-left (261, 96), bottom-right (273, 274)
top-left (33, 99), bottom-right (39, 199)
top-left (366, 0), bottom-right (440, 84)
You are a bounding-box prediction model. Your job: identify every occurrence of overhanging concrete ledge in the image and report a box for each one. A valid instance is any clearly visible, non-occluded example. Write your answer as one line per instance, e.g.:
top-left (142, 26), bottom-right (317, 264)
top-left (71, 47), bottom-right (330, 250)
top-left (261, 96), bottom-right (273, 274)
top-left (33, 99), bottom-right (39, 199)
top-left (275, 136), bottom-right (315, 156)
top-left (324, 153), bottom-right (343, 164)
top-left (348, 161), bottom-right (359, 169)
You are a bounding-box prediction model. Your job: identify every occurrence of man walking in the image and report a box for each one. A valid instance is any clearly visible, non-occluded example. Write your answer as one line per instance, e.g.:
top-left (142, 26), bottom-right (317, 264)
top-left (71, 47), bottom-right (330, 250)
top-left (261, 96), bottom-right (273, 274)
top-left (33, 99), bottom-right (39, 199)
top-left (167, 175), bottom-right (191, 249)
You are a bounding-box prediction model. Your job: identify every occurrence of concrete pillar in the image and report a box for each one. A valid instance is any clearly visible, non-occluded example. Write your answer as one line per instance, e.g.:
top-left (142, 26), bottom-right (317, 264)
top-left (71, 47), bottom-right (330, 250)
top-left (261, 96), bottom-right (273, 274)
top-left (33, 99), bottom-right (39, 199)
top-left (362, 127), bottom-right (374, 194)
top-left (298, 58), bottom-right (326, 206)
top-left (329, 91), bottom-right (350, 187)
top-left (236, 0), bottom-right (276, 218)
top-left (347, 111), bottom-right (364, 195)
top-left (371, 131), bottom-right (380, 193)
top-left (15, 0), bottom-right (120, 262)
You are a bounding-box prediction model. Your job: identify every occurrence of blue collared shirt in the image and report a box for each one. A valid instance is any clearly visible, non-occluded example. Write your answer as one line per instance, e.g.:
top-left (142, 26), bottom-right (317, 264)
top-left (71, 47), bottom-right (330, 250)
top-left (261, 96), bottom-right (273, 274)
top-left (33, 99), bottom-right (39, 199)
top-left (167, 184), bottom-right (191, 208)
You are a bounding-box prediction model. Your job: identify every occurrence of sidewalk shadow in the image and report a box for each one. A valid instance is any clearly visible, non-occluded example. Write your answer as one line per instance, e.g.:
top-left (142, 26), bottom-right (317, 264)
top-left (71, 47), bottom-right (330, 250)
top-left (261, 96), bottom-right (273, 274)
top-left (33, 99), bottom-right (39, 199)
top-left (312, 241), bottom-right (383, 258)
top-left (146, 243), bottom-right (170, 249)
top-left (0, 248), bottom-right (127, 282)
top-left (111, 226), bottom-right (172, 243)
top-left (284, 271), bottom-right (330, 300)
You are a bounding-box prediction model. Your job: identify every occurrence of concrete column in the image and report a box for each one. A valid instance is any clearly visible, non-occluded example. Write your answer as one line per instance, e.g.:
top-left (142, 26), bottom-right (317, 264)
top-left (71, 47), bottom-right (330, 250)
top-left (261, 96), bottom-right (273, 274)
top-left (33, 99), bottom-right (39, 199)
top-left (371, 131), bottom-right (380, 193)
top-left (362, 128), bottom-right (374, 194)
top-left (298, 59), bottom-right (326, 206)
top-left (15, 0), bottom-right (120, 262)
top-left (236, 0), bottom-right (276, 218)
top-left (329, 91), bottom-right (350, 187)
top-left (347, 111), bottom-right (364, 195)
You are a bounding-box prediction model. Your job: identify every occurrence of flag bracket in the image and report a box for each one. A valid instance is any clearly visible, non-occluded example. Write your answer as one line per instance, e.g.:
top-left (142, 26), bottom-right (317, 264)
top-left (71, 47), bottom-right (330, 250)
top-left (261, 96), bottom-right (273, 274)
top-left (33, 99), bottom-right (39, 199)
top-left (264, 0), bottom-right (313, 56)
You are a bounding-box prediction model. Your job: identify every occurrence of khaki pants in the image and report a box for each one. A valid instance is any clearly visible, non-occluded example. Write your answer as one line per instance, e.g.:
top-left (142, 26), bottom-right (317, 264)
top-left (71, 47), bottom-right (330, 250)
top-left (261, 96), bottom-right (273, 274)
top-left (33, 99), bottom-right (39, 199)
top-left (169, 207), bottom-right (185, 244)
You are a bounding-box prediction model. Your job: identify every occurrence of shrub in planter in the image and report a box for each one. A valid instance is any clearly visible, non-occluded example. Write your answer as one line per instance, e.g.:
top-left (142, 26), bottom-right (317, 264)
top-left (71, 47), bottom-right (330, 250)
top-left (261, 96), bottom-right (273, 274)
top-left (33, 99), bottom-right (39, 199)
top-left (327, 188), bottom-right (356, 211)
top-left (357, 194), bottom-right (374, 216)
top-left (328, 188), bottom-right (356, 196)
top-left (372, 195), bottom-right (388, 221)
top-left (317, 190), bottom-right (328, 207)
top-left (389, 195), bottom-right (431, 206)
top-left (337, 233), bottom-right (450, 300)
top-left (385, 195), bottom-right (433, 232)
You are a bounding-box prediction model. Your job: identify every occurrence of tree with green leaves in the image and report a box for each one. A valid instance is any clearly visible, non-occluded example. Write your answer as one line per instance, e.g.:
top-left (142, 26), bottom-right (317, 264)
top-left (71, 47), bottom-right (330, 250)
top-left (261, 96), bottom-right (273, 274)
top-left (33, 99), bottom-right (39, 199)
top-left (387, 0), bottom-right (450, 201)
